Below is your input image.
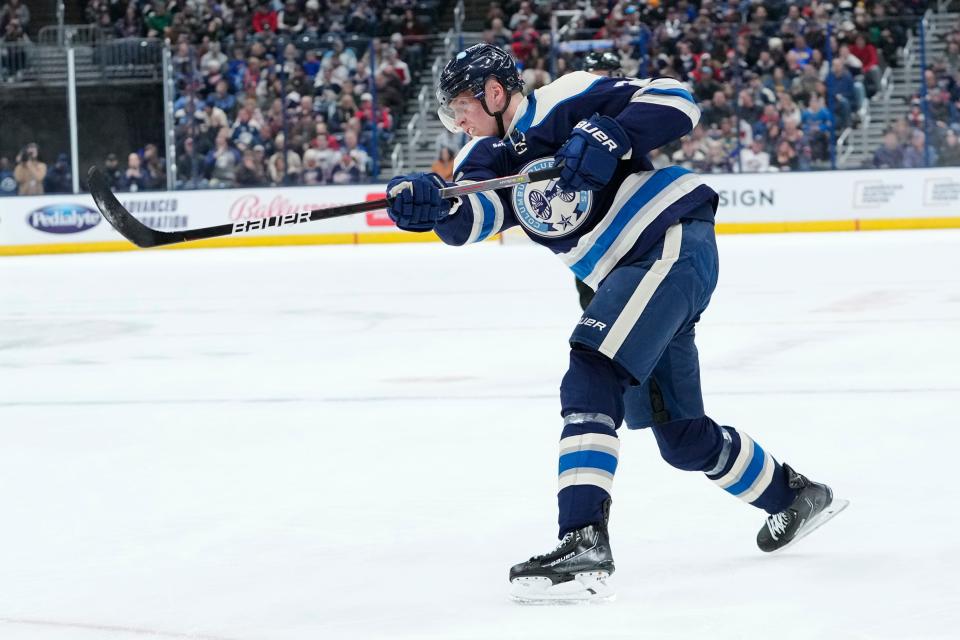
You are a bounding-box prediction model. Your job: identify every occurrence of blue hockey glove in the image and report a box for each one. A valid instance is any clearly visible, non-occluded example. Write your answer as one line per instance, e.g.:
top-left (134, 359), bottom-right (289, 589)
top-left (386, 172), bottom-right (452, 232)
top-left (555, 114), bottom-right (632, 192)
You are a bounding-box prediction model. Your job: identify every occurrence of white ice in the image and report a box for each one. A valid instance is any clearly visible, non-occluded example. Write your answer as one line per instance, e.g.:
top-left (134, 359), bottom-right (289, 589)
top-left (1, 230), bottom-right (959, 640)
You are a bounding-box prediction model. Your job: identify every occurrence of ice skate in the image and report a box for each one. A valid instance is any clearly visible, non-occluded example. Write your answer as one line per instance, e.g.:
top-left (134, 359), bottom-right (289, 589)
top-left (509, 503), bottom-right (615, 604)
top-left (757, 464), bottom-right (849, 553)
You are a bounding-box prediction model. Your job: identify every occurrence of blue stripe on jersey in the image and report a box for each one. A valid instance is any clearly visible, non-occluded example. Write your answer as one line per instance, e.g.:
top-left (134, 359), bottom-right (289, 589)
top-left (558, 450), bottom-right (618, 475)
top-left (519, 76), bottom-right (604, 133)
top-left (514, 93), bottom-right (537, 133)
top-left (569, 166), bottom-right (690, 280)
top-left (725, 443), bottom-right (767, 496)
top-left (476, 192), bottom-right (497, 241)
top-left (644, 87), bottom-right (696, 103)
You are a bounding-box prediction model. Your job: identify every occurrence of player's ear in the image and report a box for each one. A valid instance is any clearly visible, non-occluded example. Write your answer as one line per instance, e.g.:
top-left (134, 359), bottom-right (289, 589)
top-left (487, 77), bottom-right (506, 109)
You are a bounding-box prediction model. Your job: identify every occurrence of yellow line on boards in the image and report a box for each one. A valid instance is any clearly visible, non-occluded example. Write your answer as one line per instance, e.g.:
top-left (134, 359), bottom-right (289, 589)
top-left (4, 218), bottom-right (960, 256)
top-left (716, 220), bottom-right (858, 234)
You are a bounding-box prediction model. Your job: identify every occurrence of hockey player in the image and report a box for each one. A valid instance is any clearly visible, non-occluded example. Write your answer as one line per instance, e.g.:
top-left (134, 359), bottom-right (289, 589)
top-left (583, 50), bottom-right (623, 78)
top-left (385, 44), bottom-right (847, 603)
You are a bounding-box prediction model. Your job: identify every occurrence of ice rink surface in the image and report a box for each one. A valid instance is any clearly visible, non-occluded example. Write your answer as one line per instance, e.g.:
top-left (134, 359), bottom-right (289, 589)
top-left (1, 230), bottom-right (959, 639)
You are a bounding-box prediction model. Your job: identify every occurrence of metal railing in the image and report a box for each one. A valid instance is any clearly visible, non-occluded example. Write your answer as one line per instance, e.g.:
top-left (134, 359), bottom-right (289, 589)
top-left (0, 39), bottom-right (163, 84)
top-left (38, 24), bottom-right (106, 46)
top-left (391, 144), bottom-right (404, 175)
top-left (406, 113), bottom-right (421, 168)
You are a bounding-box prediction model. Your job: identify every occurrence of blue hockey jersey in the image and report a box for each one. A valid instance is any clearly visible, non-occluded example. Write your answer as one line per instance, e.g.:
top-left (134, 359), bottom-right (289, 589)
top-left (434, 71), bottom-right (719, 289)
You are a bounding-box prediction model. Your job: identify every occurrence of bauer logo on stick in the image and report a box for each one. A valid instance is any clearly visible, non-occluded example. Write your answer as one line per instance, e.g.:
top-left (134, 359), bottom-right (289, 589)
top-left (232, 211), bottom-right (311, 234)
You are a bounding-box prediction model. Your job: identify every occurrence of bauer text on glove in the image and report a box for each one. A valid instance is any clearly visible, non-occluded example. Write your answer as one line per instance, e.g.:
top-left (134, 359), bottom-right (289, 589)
top-left (555, 115), bottom-right (631, 192)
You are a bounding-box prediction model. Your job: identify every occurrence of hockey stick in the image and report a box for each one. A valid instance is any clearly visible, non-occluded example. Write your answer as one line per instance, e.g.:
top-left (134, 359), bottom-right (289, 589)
top-left (87, 166), bottom-right (561, 249)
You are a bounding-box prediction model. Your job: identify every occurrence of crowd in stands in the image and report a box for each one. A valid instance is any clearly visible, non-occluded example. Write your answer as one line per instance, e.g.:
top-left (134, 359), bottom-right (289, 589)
top-left (470, 0), bottom-right (928, 173)
top-left (872, 21), bottom-right (960, 169)
top-left (63, 0), bottom-right (435, 190)
top-left (6, 0), bottom-right (960, 193)
top-left (0, 143), bottom-right (73, 196)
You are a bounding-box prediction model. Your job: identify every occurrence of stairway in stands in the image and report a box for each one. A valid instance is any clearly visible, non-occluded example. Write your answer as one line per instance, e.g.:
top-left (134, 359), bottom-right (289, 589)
top-left (844, 10), bottom-right (957, 168)
top-left (382, 5), bottom-right (486, 175)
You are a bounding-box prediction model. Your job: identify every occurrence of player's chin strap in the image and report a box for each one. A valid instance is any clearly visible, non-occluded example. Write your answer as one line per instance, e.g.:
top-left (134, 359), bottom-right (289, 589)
top-left (479, 80), bottom-right (511, 138)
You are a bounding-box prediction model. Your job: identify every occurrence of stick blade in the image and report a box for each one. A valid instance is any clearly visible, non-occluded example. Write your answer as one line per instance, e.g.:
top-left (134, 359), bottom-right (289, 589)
top-left (87, 166), bottom-right (165, 248)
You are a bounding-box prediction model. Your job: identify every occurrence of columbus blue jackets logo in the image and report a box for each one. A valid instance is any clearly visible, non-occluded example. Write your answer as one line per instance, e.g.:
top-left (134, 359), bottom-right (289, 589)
top-left (512, 158), bottom-right (592, 238)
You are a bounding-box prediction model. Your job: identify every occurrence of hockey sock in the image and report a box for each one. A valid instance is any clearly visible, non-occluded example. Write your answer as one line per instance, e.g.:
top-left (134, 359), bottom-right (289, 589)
top-left (557, 414), bottom-right (620, 537)
top-left (557, 347), bottom-right (630, 537)
top-left (704, 426), bottom-right (796, 514)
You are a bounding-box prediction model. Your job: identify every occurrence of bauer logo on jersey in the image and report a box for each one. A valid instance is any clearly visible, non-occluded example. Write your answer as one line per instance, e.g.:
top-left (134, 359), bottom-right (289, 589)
top-left (512, 158), bottom-right (592, 238)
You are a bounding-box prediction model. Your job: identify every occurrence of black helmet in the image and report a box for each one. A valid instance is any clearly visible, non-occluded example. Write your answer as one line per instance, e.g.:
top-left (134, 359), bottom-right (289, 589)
top-left (584, 51), bottom-right (622, 73)
top-left (437, 43), bottom-right (524, 134)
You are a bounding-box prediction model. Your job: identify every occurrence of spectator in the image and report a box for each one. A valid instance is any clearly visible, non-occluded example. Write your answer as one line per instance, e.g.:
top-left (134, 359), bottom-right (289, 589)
top-left (939, 129), bottom-right (960, 166)
top-left (13, 143), bottom-right (46, 195)
top-left (773, 140), bottom-right (799, 171)
top-left (358, 92), bottom-right (392, 132)
top-left (114, 2), bottom-right (142, 38)
top-left (200, 42), bottom-right (228, 76)
top-left (177, 137), bottom-right (206, 187)
top-left (431, 146), bottom-right (455, 182)
top-left (236, 149), bottom-right (266, 186)
top-left (791, 35), bottom-right (814, 68)
top-left (267, 134), bottom-right (302, 185)
top-left (490, 17), bottom-right (512, 47)
top-left (145, 1), bottom-right (171, 38)
top-left (801, 95), bottom-right (833, 160)
top-left (509, 1), bottom-right (538, 30)
top-left (311, 134), bottom-right (339, 174)
top-left (205, 128), bottom-right (241, 187)
top-left (379, 48), bottom-right (410, 87)
top-left (739, 138), bottom-right (771, 173)
top-left (374, 70), bottom-right (403, 112)
top-left (873, 131), bottom-right (904, 169)
top-left (0, 156), bottom-right (17, 196)
top-left (903, 129), bottom-right (936, 168)
top-left (277, 0), bottom-right (304, 34)
top-left (2, 18), bottom-right (29, 78)
top-left (302, 50), bottom-right (321, 81)
top-left (0, 0), bottom-right (30, 32)
top-left (301, 148), bottom-right (326, 185)
top-left (143, 145), bottom-right (165, 190)
top-left (43, 153), bottom-right (72, 194)
top-left (251, 0), bottom-right (278, 34)
top-left (671, 137), bottom-right (707, 172)
top-left (341, 129), bottom-right (370, 175)
top-left (826, 59), bottom-right (857, 129)
top-left (208, 79), bottom-right (237, 117)
top-left (701, 90), bottom-right (734, 128)
top-left (737, 88), bottom-right (763, 124)
top-left (333, 93), bottom-right (359, 132)
top-left (329, 149), bottom-right (362, 184)
top-left (849, 33), bottom-right (881, 96)
top-left (522, 56), bottom-right (552, 91)
top-left (101, 153), bottom-right (124, 189)
top-left (120, 152), bottom-right (148, 192)
top-left (231, 107), bottom-right (263, 148)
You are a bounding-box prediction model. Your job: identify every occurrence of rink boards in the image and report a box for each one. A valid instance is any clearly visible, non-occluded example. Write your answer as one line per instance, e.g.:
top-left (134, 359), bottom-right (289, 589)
top-left (2, 167), bottom-right (960, 256)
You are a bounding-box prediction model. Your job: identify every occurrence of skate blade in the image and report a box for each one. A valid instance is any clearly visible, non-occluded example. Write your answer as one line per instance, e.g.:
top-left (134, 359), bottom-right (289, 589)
top-left (770, 497), bottom-right (850, 554)
top-left (510, 571), bottom-right (615, 605)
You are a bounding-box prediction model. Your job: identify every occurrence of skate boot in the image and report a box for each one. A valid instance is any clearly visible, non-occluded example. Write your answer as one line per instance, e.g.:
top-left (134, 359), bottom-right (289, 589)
top-left (757, 464), bottom-right (849, 553)
top-left (509, 501), bottom-right (615, 604)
